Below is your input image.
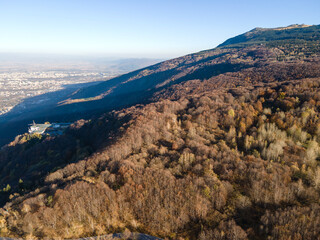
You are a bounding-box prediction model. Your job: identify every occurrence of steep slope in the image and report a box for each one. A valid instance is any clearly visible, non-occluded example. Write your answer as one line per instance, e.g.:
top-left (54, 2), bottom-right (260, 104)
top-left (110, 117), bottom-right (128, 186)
top-left (57, 25), bottom-right (320, 101)
top-left (1, 25), bottom-right (320, 239)
top-left (1, 25), bottom-right (320, 147)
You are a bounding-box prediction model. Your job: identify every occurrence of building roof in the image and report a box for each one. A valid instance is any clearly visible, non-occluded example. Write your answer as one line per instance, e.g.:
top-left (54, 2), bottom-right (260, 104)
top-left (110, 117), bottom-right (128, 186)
top-left (28, 122), bottom-right (71, 135)
top-left (28, 124), bottom-right (52, 134)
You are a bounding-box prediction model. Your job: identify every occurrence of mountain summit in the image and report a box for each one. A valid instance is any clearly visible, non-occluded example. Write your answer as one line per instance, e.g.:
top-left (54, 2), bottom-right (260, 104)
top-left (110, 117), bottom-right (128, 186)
top-left (219, 24), bottom-right (320, 47)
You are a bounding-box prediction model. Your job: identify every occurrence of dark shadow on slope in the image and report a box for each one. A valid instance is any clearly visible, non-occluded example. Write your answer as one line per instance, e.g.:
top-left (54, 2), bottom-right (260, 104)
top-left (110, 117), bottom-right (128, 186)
top-left (67, 53), bottom-right (230, 100)
top-left (176, 63), bottom-right (250, 82)
top-left (0, 81), bottom-right (102, 123)
top-left (0, 110), bottom-right (133, 207)
top-left (68, 63), bottom-right (164, 99)
top-left (0, 88), bottom-right (156, 148)
top-left (0, 81), bottom-right (102, 147)
top-left (105, 68), bottom-right (180, 96)
top-left (180, 52), bottom-right (229, 68)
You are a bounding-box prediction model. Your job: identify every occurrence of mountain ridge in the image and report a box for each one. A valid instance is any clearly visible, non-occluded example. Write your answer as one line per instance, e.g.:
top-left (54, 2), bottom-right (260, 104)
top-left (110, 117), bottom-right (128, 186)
top-left (218, 24), bottom-right (320, 47)
top-left (1, 24), bottom-right (320, 147)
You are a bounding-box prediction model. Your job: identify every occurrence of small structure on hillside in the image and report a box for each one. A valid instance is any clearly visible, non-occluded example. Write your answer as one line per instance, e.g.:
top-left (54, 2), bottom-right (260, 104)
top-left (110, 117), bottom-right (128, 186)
top-left (28, 121), bottom-right (51, 134)
top-left (28, 121), bottom-right (71, 135)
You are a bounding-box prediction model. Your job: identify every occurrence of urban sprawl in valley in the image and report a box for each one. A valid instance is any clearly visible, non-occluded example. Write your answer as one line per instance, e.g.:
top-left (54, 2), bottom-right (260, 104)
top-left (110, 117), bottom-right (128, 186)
top-left (0, 70), bottom-right (116, 115)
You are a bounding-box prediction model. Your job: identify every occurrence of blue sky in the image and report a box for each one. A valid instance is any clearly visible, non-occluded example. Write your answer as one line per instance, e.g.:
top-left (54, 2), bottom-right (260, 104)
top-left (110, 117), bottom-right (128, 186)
top-left (0, 0), bottom-right (319, 58)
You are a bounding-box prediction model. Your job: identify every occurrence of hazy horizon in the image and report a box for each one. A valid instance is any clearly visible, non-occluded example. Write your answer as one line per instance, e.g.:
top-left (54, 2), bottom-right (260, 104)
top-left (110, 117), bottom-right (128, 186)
top-left (0, 52), bottom-right (165, 63)
top-left (0, 52), bottom-right (164, 72)
top-left (1, 0), bottom-right (319, 59)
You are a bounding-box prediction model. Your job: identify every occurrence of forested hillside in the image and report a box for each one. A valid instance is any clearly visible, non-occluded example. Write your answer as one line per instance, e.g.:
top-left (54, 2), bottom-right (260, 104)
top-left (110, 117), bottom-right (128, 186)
top-left (1, 25), bottom-right (320, 239)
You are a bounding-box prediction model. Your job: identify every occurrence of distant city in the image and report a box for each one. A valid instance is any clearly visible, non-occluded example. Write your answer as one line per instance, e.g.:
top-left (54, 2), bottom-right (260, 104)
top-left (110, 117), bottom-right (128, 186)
top-left (0, 70), bottom-right (115, 115)
top-left (0, 54), bottom-right (162, 116)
